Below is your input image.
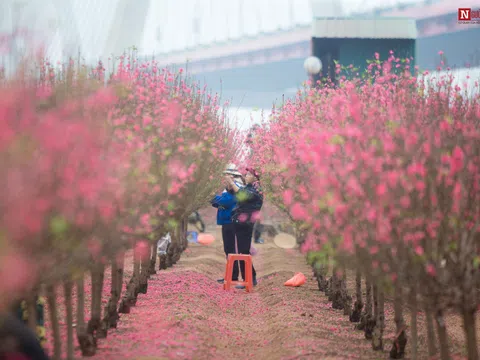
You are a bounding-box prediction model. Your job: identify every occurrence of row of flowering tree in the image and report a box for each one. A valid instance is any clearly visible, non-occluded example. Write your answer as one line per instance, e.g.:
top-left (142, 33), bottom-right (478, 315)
top-left (250, 54), bottom-right (480, 360)
top-left (0, 55), bottom-right (241, 359)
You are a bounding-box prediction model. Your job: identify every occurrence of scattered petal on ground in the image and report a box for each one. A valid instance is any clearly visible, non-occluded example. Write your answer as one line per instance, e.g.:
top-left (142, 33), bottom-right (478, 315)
top-left (46, 226), bottom-right (476, 360)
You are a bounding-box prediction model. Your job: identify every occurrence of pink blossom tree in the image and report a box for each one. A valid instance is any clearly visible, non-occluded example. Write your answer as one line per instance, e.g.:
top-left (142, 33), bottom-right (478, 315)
top-left (0, 54), bottom-right (239, 359)
top-left (250, 54), bottom-right (480, 360)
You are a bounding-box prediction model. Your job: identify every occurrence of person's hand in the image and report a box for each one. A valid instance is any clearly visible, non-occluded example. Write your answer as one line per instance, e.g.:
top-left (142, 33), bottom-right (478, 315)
top-left (225, 175), bottom-right (234, 186)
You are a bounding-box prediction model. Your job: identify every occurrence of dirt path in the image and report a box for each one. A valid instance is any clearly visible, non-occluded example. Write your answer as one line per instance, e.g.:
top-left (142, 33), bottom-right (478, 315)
top-left (87, 226), bottom-right (473, 360)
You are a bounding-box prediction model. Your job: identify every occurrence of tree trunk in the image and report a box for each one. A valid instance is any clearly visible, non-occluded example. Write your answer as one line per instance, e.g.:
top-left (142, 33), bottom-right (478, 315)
top-left (139, 247), bottom-right (150, 294)
top-left (350, 270), bottom-right (363, 323)
top-left (87, 262), bottom-right (105, 345)
top-left (342, 271), bottom-right (352, 316)
top-left (159, 253), bottom-right (167, 270)
top-left (132, 245), bottom-right (142, 297)
top-left (88, 267), bottom-right (99, 334)
top-left (409, 286), bottom-right (418, 360)
top-left (132, 245), bottom-right (141, 299)
top-left (325, 276), bottom-right (333, 300)
top-left (390, 283), bottom-right (407, 359)
top-left (98, 257), bottom-right (121, 338)
top-left (171, 224), bottom-right (182, 264)
top-left (46, 285), bottom-right (61, 360)
top-left (108, 251), bottom-right (125, 329)
top-left (435, 309), bottom-right (451, 360)
top-left (372, 285), bottom-right (384, 350)
top-left (425, 307), bottom-right (437, 357)
top-left (119, 247), bottom-right (140, 313)
top-left (373, 284), bottom-right (379, 319)
top-left (313, 262), bottom-right (328, 292)
top-left (364, 282), bottom-right (377, 339)
top-left (76, 274), bottom-right (96, 356)
top-left (462, 307), bottom-right (479, 360)
top-left (332, 268), bottom-right (346, 310)
top-left (462, 307), bottom-right (480, 360)
top-left (358, 276), bottom-right (372, 331)
top-left (182, 218), bottom-right (188, 250)
top-left (116, 251), bottom-right (125, 297)
top-left (149, 243), bottom-right (157, 275)
top-left (63, 280), bottom-right (74, 360)
top-left (329, 271), bottom-right (338, 306)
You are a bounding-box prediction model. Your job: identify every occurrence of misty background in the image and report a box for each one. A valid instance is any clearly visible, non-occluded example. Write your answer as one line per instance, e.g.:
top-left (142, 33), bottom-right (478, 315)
top-left (1, 0), bottom-right (479, 129)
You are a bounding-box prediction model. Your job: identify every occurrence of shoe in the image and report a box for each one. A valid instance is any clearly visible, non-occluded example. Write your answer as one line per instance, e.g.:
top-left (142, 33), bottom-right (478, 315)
top-left (218, 278), bottom-right (238, 284)
top-left (235, 278), bottom-right (257, 289)
top-left (254, 239), bottom-right (264, 244)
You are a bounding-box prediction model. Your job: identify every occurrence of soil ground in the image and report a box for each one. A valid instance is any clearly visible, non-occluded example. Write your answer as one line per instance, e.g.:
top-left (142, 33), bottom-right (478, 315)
top-left (43, 220), bottom-right (479, 360)
top-left (59, 224), bottom-right (476, 360)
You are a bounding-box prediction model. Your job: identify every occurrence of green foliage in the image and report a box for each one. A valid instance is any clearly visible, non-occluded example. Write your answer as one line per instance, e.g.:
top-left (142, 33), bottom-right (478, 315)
top-left (307, 243), bottom-right (335, 267)
top-left (167, 218), bottom-right (178, 231)
top-left (329, 134), bottom-right (345, 145)
top-left (235, 191), bottom-right (248, 203)
top-left (50, 216), bottom-right (69, 235)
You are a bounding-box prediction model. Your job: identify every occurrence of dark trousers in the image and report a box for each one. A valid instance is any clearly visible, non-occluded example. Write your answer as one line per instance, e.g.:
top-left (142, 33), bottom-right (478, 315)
top-left (234, 222), bottom-right (257, 280)
top-left (222, 223), bottom-right (239, 281)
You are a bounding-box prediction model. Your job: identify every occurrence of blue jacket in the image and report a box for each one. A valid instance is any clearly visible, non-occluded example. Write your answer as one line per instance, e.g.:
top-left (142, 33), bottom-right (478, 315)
top-left (211, 189), bottom-right (237, 225)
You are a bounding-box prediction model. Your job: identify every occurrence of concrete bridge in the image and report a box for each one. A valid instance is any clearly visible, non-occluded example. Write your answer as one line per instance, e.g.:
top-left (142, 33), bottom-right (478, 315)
top-left (150, 0), bottom-right (480, 108)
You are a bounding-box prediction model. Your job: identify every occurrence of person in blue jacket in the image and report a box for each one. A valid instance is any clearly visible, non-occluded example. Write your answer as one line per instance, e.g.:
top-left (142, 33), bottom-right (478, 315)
top-left (226, 167), bottom-right (263, 289)
top-left (211, 164), bottom-right (244, 284)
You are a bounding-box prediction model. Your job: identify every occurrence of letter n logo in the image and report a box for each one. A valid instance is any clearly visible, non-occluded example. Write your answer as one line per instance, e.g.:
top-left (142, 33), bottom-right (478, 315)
top-left (458, 8), bottom-right (471, 21)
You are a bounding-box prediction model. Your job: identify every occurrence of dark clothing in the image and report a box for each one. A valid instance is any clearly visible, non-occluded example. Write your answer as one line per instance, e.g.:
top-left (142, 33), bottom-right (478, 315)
top-left (232, 181), bottom-right (263, 281)
top-left (0, 314), bottom-right (50, 360)
top-left (3, 353), bottom-right (31, 359)
top-left (234, 222), bottom-right (257, 280)
top-left (16, 297), bottom-right (46, 348)
top-left (253, 220), bottom-right (263, 242)
top-left (232, 182), bottom-right (264, 224)
top-left (187, 211), bottom-right (205, 232)
top-left (222, 223), bottom-right (239, 281)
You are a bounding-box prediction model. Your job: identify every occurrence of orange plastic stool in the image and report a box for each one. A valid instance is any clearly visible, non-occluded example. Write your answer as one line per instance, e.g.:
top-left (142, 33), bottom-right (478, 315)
top-left (223, 254), bottom-right (253, 292)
